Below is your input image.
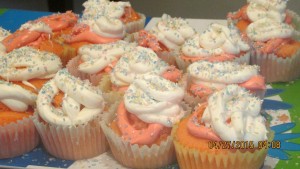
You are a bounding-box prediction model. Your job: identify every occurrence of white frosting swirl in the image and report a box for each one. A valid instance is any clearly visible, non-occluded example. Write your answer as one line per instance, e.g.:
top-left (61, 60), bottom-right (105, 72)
top-left (151, 14), bottom-right (195, 51)
top-left (20, 21), bottom-right (52, 33)
top-left (0, 27), bottom-right (10, 41)
top-left (202, 85), bottom-right (267, 145)
top-left (246, 18), bottom-right (293, 41)
top-left (78, 41), bottom-right (135, 74)
top-left (188, 61), bottom-right (259, 89)
top-left (124, 74), bottom-right (185, 127)
top-left (0, 47), bottom-right (62, 81)
top-left (82, 0), bottom-right (130, 20)
top-left (0, 80), bottom-right (36, 112)
top-left (182, 24), bottom-right (249, 57)
top-left (82, 16), bottom-right (125, 38)
top-left (110, 46), bottom-right (169, 87)
top-left (37, 69), bottom-right (105, 126)
top-left (247, 0), bottom-right (287, 22)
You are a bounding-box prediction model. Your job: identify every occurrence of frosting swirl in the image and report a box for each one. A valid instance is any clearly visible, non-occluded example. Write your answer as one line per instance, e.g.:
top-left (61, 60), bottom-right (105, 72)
top-left (0, 80), bottom-right (36, 112)
top-left (247, 0), bottom-right (287, 22)
top-left (151, 14), bottom-right (195, 51)
top-left (37, 69), bottom-right (105, 126)
top-left (201, 85), bottom-right (267, 145)
top-left (124, 73), bottom-right (185, 127)
top-left (78, 41), bottom-right (135, 74)
top-left (188, 61), bottom-right (260, 89)
top-left (0, 47), bottom-right (62, 81)
top-left (110, 46), bottom-right (169, 87)
top-left (20, 22), bottom-right (52, 34)
top-left (181, 24), bottom-right (249, 58)
top-left (246, 18), bottom-right (294, 41)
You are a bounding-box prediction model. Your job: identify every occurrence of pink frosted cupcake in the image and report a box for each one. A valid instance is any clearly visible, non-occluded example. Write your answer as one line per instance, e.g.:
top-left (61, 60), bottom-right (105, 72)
top-left (33, 69), bottom-right (108, 160)
top-left (66, 40), bottom-right (136, 90)
top-left (176, 23), bottom-right (251, 72)
top-left (101, 73), bottom-right (190, 169)
top-left (137, 14), bottom-right (196, 65)
top-left (185, 60), bottom-right (266, 108)
top-left (110, 46), bottom-right (183, 92)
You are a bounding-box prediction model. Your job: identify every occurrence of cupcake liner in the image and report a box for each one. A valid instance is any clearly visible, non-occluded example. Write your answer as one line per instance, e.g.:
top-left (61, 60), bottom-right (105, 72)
top-left (32, 113), bottom-right (109, 160)
top-left (250, 49), bottom-right (300, 83)
top-left (125, 13), bottom-right (146, 34)
top-left (66, 56), bottom-right (90, 81)
top-left (0, 117), bottom-right (39, 159)
top-left (157, 50), bottom-right (179, 66)
top-left (172, 123), bottom-right (274, 169)
top-left (100, 102), bottom-right (176, 169)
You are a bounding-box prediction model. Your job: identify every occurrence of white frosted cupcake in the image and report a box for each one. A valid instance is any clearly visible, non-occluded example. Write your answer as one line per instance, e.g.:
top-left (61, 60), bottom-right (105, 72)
top-left (101, 73), bottom-right (190, 169)
top-left (110, 46), bottom-right (183, 93)
top-left (33, 69), bottom-right (108, 160)
top-left (66, 40), bottom-right (136, 91)
top-left (176, 23), bottom-right (251, 72)
top-left (137, 14), bottom-right (196, 65)
top-left (185, 61), bottom-right (266, 108)
top-left (82, 0), bottom-right (145, 34)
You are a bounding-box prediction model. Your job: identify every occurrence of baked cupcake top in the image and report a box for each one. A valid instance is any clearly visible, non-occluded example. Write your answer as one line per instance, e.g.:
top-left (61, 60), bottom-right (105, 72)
top-left (181, 23), bottom-right (249, 61)
top-left (0, 47), bottom-right (62, 82)
top-left (124, 73), bottom-right (185, 127)
top-left (37, 69), bottom-right (105, 126)
top-left (0, 80), bottom-right (36, 112)
top-left (188, 85), bottom-right (267, 145)
top-left (110, 46), bottom-right (170, 87)
top-left (148, 14), bottom-right (196, 51)
top-left (77, 41), bottom-right (135, 74)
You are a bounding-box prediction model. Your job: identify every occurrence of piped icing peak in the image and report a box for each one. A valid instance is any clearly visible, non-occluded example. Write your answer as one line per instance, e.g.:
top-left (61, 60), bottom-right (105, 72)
top-left (37, 69), bottom-right (105, 126)
top-left (0, 47), bottom-right (62, 81)
top-left (181, 23), bottom-right (249, 58)
top-left (200, 85), bottom-right (267, 145)
top-left (151, 14), bottom-right (196, 51)
top-left (124, 73), bottom-right (185, 127)
top-left (78, 41), bottom-right (135, 74)
top-left (110, 46), bottom-right (169, 87)
top-left (0, 80), bottom-right (36, 112)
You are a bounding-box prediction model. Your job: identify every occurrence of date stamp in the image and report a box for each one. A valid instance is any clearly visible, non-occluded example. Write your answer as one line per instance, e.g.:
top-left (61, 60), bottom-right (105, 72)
top-left (208, 140), bottom-right (281, 149)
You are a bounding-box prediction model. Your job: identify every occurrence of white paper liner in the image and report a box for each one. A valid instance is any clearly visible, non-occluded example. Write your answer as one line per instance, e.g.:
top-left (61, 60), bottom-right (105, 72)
top-left (0, 117), bottom-right (39, 159)
top-left (250, 49), bottom-right (300, 83)
top-left (157, 50), bottom-right (179, 67)
top-left (175, 51), bottom-right (250, 73)
top-left (125, 13), bottom-right (146, 34)
top-left (172, 122), bottom-right (273, 169)
top-left (32, 113), bottom-right (109, 160)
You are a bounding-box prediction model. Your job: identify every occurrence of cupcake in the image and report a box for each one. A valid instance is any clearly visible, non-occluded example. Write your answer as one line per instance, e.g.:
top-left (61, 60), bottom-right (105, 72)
top-left (173, 85), bottom-right (273, 169)
top-left (66, 40), bottom-right (136, 89)
top-left (1, 11), bottom-right (78, 65)
top-left (137, 14), bottom-right (196, 65)
top-left (101, 73), bottom-right (190, 169)
top-left (0, 47), bottom-right (62, 159)
top-left (227, 0), bottom-right (300, 35)
top-left (247, 18), bottom-right (300, 82)
top-left (110, 46), bottom-right (183, 92)
top-left (0, 27), bottom-right (10, 55)
top-left (176, 23), bottom-right (251, 72)
top-left (33, 69), bottom-right (108, 160)
top-left (82, 0), bottom-right (146, 34)
top-left (185, 60), bottom-right (266, 108)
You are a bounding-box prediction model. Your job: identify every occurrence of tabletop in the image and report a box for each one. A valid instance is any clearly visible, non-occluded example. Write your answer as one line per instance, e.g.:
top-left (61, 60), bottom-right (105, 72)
top-left (0, 8), bottom-right (300, 169)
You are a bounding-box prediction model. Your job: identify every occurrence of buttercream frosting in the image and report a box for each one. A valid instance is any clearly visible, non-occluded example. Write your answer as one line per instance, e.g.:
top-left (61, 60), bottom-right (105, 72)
top-left (0, 27), bottom-right (10, 41)
top-left (20, 22), bottom-right (52, 34)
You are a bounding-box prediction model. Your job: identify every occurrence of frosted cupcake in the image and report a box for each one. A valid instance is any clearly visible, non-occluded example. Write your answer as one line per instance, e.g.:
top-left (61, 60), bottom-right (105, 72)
top-left (82, 0), bottom-right (146, 34)
top-left (185, 61), bottom-right (266, 107)
top-left (176, 23), bottom-right (250, 72)
top-left (66, 41), bottom-right (136, 89)
top-left (33, 69), bottom-right (108, 160)
top-left (173, 85), bottom-right (272, 169)
top-left (247, 18), bottom-right (300, 82)
top-left (1, 12), bottom-right (78, 65)
top-left (110, 46), bottom-right (182, 92)
top-left (101, 73), bottom-right (190, 169)
top-left (137, 14), bottom-right (196, 65)
top-left (227, 0), bottom-right (300, 36)
top-left (0, 47), bottom-right (62, 159)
